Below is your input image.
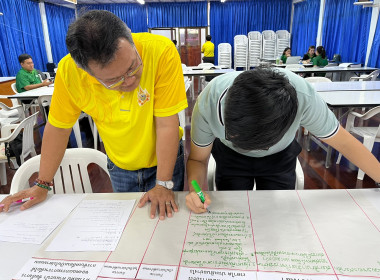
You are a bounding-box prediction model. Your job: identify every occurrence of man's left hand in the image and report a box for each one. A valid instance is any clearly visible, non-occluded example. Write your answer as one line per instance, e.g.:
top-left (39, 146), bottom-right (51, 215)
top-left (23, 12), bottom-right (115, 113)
top-left (138, 185), bottom-right (178, 220)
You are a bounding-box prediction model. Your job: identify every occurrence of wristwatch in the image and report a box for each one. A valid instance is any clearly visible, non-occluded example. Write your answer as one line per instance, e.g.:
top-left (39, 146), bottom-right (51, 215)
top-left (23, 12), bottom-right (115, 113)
top-left (156, 179), bottom-right (174, 190)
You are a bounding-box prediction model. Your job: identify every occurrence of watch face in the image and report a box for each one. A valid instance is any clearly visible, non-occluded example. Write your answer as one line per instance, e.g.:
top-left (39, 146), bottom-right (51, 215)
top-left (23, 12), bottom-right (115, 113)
top-left (166, 181), bottom-right (174, 190)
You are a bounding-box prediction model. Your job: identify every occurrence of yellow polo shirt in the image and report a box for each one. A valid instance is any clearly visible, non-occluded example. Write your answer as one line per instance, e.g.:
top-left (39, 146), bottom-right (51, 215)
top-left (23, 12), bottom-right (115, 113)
top-left (49, 33), bottom-right (188, 170)
top-left (201, 41), bottom-right (214, 57)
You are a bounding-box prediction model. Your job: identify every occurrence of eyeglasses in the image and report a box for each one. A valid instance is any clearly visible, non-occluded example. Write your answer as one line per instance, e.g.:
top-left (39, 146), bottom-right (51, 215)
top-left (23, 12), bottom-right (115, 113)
top-left (98, 47), bottom-right (143, 89)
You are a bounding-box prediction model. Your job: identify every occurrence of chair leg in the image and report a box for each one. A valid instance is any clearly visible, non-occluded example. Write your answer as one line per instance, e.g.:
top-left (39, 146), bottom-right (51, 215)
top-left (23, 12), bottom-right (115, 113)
top-left (336, 152), bottom-right (343, 164)
top-left (0, 162), bottom-right (7, 186)
top-left (93, 123), bottom-right (98, 150)
top-left (73, 121), bottom-right (83, 148)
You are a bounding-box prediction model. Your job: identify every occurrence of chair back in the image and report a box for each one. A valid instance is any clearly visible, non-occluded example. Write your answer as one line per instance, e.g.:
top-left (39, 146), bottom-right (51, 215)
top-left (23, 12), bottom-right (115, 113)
top-left (37, 95), bottom-right (52, 123)
top-left (197, 63), bottom-right (214, 69)
top-left (0, 112), bottom-right (38, 168)
top-left (10, 148), bottom-right (109, 194)
top-left (368, 69), bottom-right (380, 81)
top-left (11, 83), bottom-right (18, 94)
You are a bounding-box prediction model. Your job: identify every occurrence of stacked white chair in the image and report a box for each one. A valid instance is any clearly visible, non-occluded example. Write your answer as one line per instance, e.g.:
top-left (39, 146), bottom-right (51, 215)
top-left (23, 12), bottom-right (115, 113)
top-left (234, 35), bottom-right (248, 70)
top-left (262, 30), bottom-right (276, 60)
top-left (248, 31), bottom-right (262, 68)
top-left (218, 43), bottom-right (232, 68)
top-left (276, 30), bottom-right (291, 58)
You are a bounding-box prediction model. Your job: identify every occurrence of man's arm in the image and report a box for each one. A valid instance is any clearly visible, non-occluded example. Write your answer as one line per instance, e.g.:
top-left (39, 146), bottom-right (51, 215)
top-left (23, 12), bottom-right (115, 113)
top-left (322, 125), bottom-right (380, 183)
top-left (185, 142), bottom-right (213, 213)
top-left (0, 122), bottom-right (71, 212)
top-left (24, 79), bottom-right (53, 91)
top-left (138, 114), bottom-right (180, 220)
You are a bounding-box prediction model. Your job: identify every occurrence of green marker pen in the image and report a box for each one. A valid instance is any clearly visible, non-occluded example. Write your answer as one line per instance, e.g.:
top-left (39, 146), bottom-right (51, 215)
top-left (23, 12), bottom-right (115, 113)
top-left (191, 180), bottom-right (211, 213)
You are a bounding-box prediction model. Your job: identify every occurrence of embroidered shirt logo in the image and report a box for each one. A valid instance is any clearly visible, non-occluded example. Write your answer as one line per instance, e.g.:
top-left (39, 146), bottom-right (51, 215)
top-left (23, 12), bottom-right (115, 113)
top-left (137, 86), bottom-right (150, 106)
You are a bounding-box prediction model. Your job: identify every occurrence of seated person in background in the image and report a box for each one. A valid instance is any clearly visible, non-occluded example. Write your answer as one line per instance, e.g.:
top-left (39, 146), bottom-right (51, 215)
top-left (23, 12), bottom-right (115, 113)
top-left (16, 54), bottom-right (53, 93)
top-left (185, 68), bottom-right (380, 213)
top-left (201, 35), bottom-right (215, 65)
top-left (281, 47), bottom-right (291, 64)
top-left (302, 45), bottom-right (316, 64)
top-left (311, 46), bottom-right (328, 67)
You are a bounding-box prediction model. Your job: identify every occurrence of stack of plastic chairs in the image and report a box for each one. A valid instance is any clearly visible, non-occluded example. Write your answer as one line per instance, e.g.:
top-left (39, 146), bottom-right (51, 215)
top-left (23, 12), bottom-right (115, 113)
top-left (248, 31), bottom-right (262, 68)
top-left (234, 35), bottom-right (248, 70)
top-left (262, 30), bottom-right (276, 60)
top-left (218, 43), bottom-right (232, 68)
top-left (275, 30), bottom-right (290, 58)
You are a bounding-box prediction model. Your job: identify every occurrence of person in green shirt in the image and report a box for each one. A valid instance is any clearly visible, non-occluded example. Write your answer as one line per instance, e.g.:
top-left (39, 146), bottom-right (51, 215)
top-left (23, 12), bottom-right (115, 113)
top-left (311, 46), bottom-right (328, 67)
top-left (281, 47), bottom-right (291, 64)
top-left (302, 45), bottom-right (316, 64)
top-left (16, 54), bottom-right (53, 93)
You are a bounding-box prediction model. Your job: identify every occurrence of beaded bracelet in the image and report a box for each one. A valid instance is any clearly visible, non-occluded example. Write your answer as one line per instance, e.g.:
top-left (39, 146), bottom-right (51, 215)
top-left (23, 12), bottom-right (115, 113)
top-left (35, 178), bottom-right (54, 191)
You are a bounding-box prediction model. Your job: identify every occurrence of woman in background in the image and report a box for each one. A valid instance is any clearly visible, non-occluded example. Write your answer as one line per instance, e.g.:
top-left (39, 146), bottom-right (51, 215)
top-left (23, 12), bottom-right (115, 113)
top-left (302, 45), bottom-right (316, 64)
top-left (281, 47), bottom-right (291, 64)
top-left (311, 46), bottom-right (328, 67)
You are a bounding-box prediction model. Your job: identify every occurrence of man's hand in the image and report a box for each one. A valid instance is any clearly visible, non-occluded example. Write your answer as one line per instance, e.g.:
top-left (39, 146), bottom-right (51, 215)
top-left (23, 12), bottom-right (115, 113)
top-left (185, 191), bottom-right (211, 214)
top-left (138, 185), bottom-right (178, 220)
top-left (0, 185), bottom-right (49, 212)
top-left (42, 79), bottom-right (53, 86)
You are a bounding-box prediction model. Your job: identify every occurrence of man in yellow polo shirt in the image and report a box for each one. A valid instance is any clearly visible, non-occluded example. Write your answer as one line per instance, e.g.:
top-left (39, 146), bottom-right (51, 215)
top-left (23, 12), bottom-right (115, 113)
top-left (201, 35), bottom-right (214, 65)
top-left (1, 10), bottom-right (188, 220)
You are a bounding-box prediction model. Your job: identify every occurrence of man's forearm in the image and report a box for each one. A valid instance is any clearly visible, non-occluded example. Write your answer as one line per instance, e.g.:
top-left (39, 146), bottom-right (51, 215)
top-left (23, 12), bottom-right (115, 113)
top-left (24, 83), bottom-right (46, 91)
top-left (38, 122), bottom-right (72, 182)
top-left (186, 158), bottom-right (208, 192)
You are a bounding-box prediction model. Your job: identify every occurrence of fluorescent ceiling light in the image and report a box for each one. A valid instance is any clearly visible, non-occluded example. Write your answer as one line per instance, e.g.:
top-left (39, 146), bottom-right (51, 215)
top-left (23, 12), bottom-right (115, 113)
top-left (0, 12), bottom-right (3, 15)
top-left (63, 0), bottom-right (77, 4)
top-left (137, 0), bottom-right (145, 4)
top-left (221, 0), bottom-right (226, 3)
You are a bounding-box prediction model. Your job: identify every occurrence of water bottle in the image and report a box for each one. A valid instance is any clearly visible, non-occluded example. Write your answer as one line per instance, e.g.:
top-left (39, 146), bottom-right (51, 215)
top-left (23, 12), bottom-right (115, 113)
top-left (276, 56), bottom-right (280, 65)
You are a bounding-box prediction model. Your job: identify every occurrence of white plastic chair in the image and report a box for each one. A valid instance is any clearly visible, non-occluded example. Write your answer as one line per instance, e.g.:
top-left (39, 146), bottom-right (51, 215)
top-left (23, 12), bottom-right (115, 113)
top-left (304, 77), bottom-right (332, 83)
top-left (0, 102), bottom-right (25, 127)
top-left (0, 112), bottom-right (38, 185)
top-left (10, 148), bottom-right (109, 194)
top-left (276, 30), bottom-right (290, 58)
top-left (234, 35), bottom-right (248, 70)
top-left (10, 83), bottom-right (20, 107)
top-left (336, 106), bottom-right (380, 180)
top-left (248, 32), bottom-right (262, 68)
top-left (349, 69), bottom-right (380, 82)
top-left (218, 43), bottom-right (232, 68)
top-left (262, 30), bottom-right (276, 60)
top-left (207, 154), bottom-right (304, 191)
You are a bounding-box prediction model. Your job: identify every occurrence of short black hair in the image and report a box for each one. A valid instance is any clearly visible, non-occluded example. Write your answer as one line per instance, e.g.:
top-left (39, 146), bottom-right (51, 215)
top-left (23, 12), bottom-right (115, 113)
top-left (316, 46), bottom-right (326, 59)
top-left (66, 10), bottom-right (134, 71)
top-left (172, 39), bottom-right (177, 45)
top-left (18, 54), bottom-right (32, 64)
top-left (206, 35), bottom-right (212, 41)
top-left (224, 69), bottom-right (298, 151)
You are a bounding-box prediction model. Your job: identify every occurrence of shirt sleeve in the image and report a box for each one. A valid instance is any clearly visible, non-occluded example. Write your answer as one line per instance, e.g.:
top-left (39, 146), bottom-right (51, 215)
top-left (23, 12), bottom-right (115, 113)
top-left (190, 89), bottom-right (215, 147)
top-left (48, 65), bottom-right (82, 129)
top-left (300, 85), bottom-right (339, 139)
top-left (153, 43), bottom-right (188, 117)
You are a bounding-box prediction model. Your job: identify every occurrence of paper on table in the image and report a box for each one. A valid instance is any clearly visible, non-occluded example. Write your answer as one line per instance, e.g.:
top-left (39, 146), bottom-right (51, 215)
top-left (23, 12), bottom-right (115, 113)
top-left (46, 199), bottom-right (135, 252)
top-left (0, 194), bottom-right (85, 244)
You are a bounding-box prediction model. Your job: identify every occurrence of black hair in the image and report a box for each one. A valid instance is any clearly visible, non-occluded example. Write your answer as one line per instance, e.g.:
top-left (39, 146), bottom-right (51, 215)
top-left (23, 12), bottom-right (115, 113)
top-left (66, 10), bottom-right (134, 71)
top-left (18, 54), bottom-right (32, 63)
top-left (172, 39), bottom-right (177, 45)
top-left (308, 45), bottom-right (315, 51)
top-left (206, 35), bottom-right (212, 41)
top-left (224, 69), bottom-right (298, 151)
top-left (316, 46), bottom-right (326, 59)
top-left (282, 47), bottom-right (291, 56)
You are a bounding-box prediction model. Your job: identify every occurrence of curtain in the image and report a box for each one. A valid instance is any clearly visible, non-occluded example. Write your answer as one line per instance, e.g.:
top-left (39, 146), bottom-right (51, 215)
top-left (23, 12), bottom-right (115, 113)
top-left (322, 0), bottom-right (371, 64)
top-left (148, 2), bottom-right (207, 28)
top-left (0, 0), bottom-right (48, 76)
top-left (291, 0), bottom-right (320, 57)
top-left (45, 3), bottom-right (75, 65)
top-left (77, 4), bottom-right (148, 33)
top-left (210, 0), bottom-right (292, 65)
top-left (368, 17), bottom-right (380, 68)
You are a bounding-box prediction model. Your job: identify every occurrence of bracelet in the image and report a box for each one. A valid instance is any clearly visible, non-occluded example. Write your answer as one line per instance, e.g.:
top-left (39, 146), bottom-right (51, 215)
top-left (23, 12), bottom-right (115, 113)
top-left (35, 178), bottom-right (53, 191)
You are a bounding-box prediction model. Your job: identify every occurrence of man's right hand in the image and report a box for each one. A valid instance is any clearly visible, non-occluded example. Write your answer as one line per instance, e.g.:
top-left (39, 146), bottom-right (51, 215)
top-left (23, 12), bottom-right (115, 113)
top-left (185, 191), bottom-right (212, 214)
top-left (0, 185), bottom-right (49, 213)
top-left (42, 79), bottom-right (54, 86)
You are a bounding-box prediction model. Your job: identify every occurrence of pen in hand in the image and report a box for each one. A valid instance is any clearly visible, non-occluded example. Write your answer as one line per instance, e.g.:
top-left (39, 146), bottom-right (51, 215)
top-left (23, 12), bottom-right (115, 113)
top-left (0, 197), bottom-right (34, 208)
top-left (191, 180), bottom-right (211, 213)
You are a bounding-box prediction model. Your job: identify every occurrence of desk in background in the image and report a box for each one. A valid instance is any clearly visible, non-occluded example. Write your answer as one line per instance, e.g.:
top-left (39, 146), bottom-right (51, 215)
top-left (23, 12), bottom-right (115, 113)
top-left (313, 81), bottom-right (380, 92)
top-left (0, 77), bottom-right (16, 107)
top-left (1, 190), bottom-right (380, 280)
top-left (182, 67), bottom-right (235, 77)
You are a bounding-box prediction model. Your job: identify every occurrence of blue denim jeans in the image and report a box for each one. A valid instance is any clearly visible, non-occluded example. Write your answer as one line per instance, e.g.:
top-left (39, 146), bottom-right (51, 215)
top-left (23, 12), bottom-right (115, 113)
top-left (107, 141), bottom-right (184, 192)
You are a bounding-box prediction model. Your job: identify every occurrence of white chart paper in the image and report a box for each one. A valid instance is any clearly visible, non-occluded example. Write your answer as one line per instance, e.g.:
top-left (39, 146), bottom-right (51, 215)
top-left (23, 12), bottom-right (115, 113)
top-left (46, 199), bottom-right (135, 251)
top-left (0, 194), bottom-right (85, 244)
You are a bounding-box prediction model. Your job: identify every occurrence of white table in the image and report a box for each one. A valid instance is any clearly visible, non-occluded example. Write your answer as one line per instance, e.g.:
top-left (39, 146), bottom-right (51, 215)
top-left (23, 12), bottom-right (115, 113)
top-left (4, 85), bottom-right (54, 101)
top-left (2, 190), bottom-right (380, 280)
top-left (288, 66), bottom-right (377, 74)
top-left (313, 81), bottom-right (380, 92)
top-left (318, 90), bottom-right (380, 107)
top-left (0, 77), bottom-right (16, 83)
top-left (183, 67), bottom-right (235, 77)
